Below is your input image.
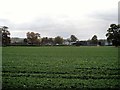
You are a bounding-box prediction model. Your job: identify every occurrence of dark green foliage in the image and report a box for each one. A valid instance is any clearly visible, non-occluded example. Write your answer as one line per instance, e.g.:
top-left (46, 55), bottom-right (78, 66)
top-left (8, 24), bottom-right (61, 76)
top-left (23, 38), bottom-right (28, 44)
top-left (41, 37), bottom-right (54, 45)
top-left (91, 35), bottom-right (98, 45)
top-left (54, 36), bottom-right (63, 44)
top-left (1, 26), bottom-right (11, 46)
top-left (70, 35), bottom-right (78, 42)
top-left (106, 24), bottom-right (120, 46)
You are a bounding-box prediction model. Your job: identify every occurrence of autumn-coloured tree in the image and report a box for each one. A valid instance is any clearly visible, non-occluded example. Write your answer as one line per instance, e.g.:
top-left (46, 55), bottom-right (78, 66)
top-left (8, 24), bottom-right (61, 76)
top-left (27, 32), bottom-right (40, 45)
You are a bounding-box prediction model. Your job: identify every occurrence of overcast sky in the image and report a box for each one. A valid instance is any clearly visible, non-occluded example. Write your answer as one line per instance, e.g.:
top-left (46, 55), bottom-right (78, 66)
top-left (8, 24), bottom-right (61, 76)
top-left (0, 0), bottom-right (119, 40)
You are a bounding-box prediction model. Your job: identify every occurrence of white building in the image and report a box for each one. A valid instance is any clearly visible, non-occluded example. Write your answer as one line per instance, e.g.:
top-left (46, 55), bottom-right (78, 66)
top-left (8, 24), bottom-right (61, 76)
top-left (11, 37), bottom-right (24, 44)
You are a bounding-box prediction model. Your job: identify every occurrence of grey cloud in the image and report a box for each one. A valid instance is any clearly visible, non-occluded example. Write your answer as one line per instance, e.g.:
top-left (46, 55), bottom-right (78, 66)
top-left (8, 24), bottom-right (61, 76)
top-left (0, 19), bottom-right (14, 28)
top-left (0, 17), bottom-right (80, 38)
top-left (15, 17), bottom-right (75, 30)
top-left (0, 13), bottom-right (113, 40)
top-left (12, 17), bottom-right (78, 38)
top-left (88, 10), bottom-right (118, 23)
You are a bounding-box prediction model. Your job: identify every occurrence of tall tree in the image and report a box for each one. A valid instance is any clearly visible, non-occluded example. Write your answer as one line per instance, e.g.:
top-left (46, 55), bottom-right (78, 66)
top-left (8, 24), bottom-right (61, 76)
top-left (26, 32), bottom-right (40, 45)
top-left (106, 24), bottom-right (120, 46)
top-left (91, 35), bottom-right (98, 45)
top-left (54, 36), bottom-right (63, 45)
top-left (70, 35), bottom-right (78, 42)
top-left (1, 26), bottom-right (11, 46)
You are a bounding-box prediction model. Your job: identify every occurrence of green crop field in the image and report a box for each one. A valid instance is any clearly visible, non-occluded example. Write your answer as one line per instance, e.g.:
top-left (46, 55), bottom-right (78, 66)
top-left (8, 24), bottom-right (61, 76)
top-left (2, 46), bottom-right (120, 89)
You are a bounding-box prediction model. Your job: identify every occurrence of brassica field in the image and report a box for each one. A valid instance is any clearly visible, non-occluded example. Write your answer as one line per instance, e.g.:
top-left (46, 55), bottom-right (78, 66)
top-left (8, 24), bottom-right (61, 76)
top-left (2, 46), bottom-right (120, 89)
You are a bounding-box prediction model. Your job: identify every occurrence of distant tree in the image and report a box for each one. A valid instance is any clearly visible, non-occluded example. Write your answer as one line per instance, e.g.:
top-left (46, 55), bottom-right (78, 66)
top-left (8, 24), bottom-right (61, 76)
top-left (1, 26), bottom-right (11, 46)
top-left (66, 38), bottom-right (71, 45)
top-left (54, 36), bottom-right (63, 45)
top-left (23, 38), bottom-right (28, 44)
top-left (26, 32), bottom-right (40, 45)
top-left (91, 35), bottom-right (98, 45)
top-left (41, 37), bottom-right (54, 45)
top-left (41, 37), bottom-right (49, 45)
top-left (98, 41), bottom-right (101, 46)
top-left (106, 24), bottom-right (120, 46)
top-left (70, 35), bottom-right (78, 42)
top-left (48, 38), bottom-right (54, 45)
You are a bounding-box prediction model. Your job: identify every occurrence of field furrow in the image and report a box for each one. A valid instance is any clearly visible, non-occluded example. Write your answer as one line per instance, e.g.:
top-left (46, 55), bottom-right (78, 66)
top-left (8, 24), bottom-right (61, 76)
top-left (2, 46), bottom-right (119, 89)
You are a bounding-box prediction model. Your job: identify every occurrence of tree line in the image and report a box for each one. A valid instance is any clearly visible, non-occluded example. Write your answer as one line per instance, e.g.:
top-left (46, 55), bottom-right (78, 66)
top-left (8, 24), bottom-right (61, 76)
top-left (0, 24), bottom-right (120, 46)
